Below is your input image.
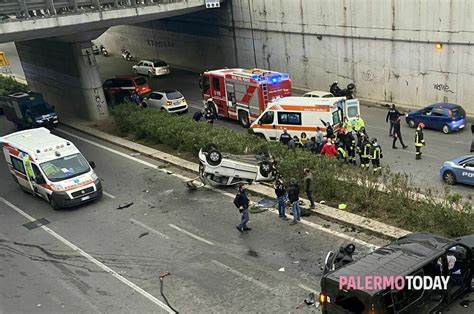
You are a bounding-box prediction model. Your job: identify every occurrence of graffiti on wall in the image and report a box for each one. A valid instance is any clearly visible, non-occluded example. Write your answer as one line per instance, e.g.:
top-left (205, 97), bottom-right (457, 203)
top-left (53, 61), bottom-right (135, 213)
top-left (93, 88), bottom-right (106, 116)
top-left (147, 40), bottom-right (175, 48)
top-left (361, 69), bottom-right (376, 82)
top-left (433, 83), bottom-right (454, 93)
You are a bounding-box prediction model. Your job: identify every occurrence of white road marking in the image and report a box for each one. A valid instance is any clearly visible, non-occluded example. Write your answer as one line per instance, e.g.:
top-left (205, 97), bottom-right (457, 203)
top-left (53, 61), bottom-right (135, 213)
top-left (168, 224), bottom-right (214, 246)
top-left (298, 284), bottom-right (320, 293)
top-left (103, 191), bottom-right (116, 199)
top-left (130, 218), bottom-right (169, 239)
top-left (56, 128), bottom-right (380, 248)
top-left (211, 260), bottom-right (272, 291)
top-left (0, 197), bottom-right (175, 313)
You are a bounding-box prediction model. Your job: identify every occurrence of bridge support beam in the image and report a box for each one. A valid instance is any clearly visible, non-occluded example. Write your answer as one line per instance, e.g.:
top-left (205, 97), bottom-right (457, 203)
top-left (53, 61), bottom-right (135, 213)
top-left (16, 38), bottom-right (108, 121)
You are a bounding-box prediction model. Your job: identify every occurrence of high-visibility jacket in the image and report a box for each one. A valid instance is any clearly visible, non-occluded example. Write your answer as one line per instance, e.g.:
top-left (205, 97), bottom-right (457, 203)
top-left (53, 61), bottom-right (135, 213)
top-left (354, 118), bottom-right (365, 132)
top-left (23, 155), bottom-right (34, 179)
top-left (415, 129), bottom-right (425, 147)
top-left (343, 121), bottom-right (353, 133)
top-left (370, 144), bottom-right (382, 160)
top-left (362, 141), bottom-right (372, 158)
top-left (337, 147), bottom-right (347, 159)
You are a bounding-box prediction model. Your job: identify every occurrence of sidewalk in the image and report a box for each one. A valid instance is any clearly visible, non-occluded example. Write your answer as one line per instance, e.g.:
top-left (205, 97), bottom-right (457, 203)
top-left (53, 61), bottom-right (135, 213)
top-left (61, 118), bottom-right (411, 240)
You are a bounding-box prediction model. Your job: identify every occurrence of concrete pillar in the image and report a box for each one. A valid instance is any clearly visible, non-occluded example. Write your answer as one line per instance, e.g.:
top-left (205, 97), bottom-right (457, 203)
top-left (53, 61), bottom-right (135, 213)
top-left (72, 41), bottom-right (109, 121)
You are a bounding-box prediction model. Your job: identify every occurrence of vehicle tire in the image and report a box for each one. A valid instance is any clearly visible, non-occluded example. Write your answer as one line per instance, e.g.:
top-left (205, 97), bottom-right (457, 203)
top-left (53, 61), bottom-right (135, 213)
top-left (148, 71), bottom-right (154, 78)
top-left (201, 143), bottom-right (218, 153)
top-left (206, 149), bottom-right (222, 166)
top-left (133, 68), bottom-right (138, 74)
top-left (443, 170), bottom-right (457, 185)
top-left (239, 111), bottom-right (250, 128)
top-left (259, 161), bottom-right (273, 177)
top-left (141, 101), bottom-right (148, 108)
top-left (442, 124), bottom-right (451, 134)
top-left (407, 119), bottom-right (416, 128)
top-left (255, 133), bottom-right (266, 140)
top-left (49, 198), bottom-right (60, 211)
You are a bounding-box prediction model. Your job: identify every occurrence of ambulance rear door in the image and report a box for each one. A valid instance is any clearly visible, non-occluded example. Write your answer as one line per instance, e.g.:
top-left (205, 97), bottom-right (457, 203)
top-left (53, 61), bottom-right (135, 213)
top-left (345, 99), bottom-right (360, 122)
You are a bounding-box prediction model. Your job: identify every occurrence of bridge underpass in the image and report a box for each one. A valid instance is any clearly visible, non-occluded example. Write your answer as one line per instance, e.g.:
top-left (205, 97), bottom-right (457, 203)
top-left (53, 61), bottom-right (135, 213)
top-left (0, 0), bottom-right (220, 120)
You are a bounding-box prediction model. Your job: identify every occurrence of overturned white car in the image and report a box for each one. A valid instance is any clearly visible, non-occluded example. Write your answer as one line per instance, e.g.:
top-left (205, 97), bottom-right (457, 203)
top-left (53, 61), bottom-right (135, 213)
top-left (198, 144), bottom-right (276, 186)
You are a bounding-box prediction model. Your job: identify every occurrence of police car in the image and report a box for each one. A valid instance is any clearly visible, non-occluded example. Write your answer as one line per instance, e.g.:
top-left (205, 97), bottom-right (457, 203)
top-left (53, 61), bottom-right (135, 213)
top-left (440, 155), bottom-right (474, 186)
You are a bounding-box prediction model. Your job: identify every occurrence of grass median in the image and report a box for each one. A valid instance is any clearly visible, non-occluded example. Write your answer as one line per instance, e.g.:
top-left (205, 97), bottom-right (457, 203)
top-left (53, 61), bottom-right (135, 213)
top-left (110, 104), bottom-right (474, 237)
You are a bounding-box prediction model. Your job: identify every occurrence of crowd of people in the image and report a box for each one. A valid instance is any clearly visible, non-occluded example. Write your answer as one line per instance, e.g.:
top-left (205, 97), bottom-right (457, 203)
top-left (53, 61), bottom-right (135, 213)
top-left (278, 114), bottom-right (385, 173)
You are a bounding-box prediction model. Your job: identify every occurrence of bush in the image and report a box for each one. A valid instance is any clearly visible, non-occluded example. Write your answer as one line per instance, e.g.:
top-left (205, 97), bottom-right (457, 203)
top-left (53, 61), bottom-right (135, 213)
top-left (111, 104), bottom-right (474, 238)
top-left (0, 76), bottom-right (28, 96)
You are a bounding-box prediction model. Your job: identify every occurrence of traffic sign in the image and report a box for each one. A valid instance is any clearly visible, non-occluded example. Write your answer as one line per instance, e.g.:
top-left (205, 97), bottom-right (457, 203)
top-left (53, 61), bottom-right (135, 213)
top-left (0, 52), bottom-right (10, 67)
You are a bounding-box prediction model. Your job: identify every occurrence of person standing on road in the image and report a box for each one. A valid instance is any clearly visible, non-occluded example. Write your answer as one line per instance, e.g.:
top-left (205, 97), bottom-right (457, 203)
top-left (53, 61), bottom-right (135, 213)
top-left (234, 184), bottom-right (251, 232)
top-left (386, 104), bottom-right (403, 137)
top-left (415, 123), bottom-right (426, 160)
top-left (354, 115), bottom-right (365, 135)
top-left (204, 107), bottom-right (216, 125)
top-left (274, 175), bottom-right (287, 219)
top-left (369, 138), bottom-right (383, 173)
top-left (279, 128), bottom-right (292, 145)
top-left (288, 178), bottom-right (301, 225)
top-left (392, 116), bottom-right (408, 149)
top-left (303, 168), bottom-right (315, 209)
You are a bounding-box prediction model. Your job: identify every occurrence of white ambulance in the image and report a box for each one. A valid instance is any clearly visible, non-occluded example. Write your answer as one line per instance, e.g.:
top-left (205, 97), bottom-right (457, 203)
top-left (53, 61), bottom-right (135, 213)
top-left (249, 96), bottom-right (360, 141)
top-left (1, 128), bottom-right (102, 210)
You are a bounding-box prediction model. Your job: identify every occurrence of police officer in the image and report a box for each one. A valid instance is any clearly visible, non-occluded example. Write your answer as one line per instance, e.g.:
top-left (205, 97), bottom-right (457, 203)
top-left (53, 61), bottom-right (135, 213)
top-left (234, 184), bottom-right (251, 232)
top-left (360, 135), bottom-right (372, 169)
top-left (346, 131), bottom-right (357, 165)
top-left (279, 128), bottom-right (292, 145)
top-left (386, 104), bottom-right (403, 137)
top-left (415, 123), bottom-right (426, 160)
top-left (370, 138), bottom-right (383, 173)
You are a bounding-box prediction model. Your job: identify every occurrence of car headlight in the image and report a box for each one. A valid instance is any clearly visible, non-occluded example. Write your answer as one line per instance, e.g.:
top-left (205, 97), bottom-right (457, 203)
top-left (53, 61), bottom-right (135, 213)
top-left (35, 120), bottom-right (43, 123)
top-left (91, 172), bottom-right (98, 181)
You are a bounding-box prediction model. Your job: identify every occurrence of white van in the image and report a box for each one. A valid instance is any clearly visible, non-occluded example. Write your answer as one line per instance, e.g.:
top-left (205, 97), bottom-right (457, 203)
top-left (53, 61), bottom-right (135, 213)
top-left (249, 96), bottom-right (360, 141)
top-left (1, 128), bottom-right (102, 210)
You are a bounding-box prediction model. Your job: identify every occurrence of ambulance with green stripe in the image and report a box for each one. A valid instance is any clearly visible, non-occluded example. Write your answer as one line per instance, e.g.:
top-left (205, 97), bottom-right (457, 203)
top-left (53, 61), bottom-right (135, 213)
top-left (1, 128), bottom-right (102, 210)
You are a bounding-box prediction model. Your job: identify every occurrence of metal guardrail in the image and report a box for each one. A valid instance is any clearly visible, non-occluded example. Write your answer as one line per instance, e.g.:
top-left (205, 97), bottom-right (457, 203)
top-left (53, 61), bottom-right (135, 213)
top-left (0, 0), bottom-right (184, 20)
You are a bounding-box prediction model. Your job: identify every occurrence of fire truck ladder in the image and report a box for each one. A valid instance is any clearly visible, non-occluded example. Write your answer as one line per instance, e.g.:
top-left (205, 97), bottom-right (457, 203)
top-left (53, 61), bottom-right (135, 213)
top-left (262, 82), bottom-right (269, 104)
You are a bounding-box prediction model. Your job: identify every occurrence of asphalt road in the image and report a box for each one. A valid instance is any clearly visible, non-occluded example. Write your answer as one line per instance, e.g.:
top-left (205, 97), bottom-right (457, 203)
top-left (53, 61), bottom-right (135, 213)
top-left (0, 117), bottom-right (390, 312)
top-left (0, 44), bottom-right (473, 314)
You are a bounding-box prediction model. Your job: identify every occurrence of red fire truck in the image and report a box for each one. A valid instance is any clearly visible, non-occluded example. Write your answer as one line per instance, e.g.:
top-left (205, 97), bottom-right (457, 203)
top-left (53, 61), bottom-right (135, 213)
top-left (200, 68), bottom-right (292, 127)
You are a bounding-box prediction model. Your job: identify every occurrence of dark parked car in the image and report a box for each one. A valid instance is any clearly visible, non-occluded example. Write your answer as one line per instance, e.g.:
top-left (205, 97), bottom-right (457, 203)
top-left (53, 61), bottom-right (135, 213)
top-left (102, 76), bottom-right (151, 106)
top-left (406, 103), bottom-right (466, 134)
top-left (320, 233), bottom-right (474, 314)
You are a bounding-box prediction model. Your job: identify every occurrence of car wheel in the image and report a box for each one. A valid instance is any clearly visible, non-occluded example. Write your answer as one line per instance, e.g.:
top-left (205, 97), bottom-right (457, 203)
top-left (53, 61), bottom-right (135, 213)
top-left (49, 198), bottom-right (60, 211)
top-left (442, 124), bottom-right (451, 134)
top-left (255, 133), bottom-right (266, 140)
top-left (148, 71), bottom-right (154, 78)
top-left (259, 161), bottom-right (273, 177)
top-left (141, 101), bottom-right (148, 108)
top-left (206, 149), bottom-right (222, 166)
top-left (408, 119), bottom-right (416, 128)
top-left (239, 111), bottom-right (250, 128)
top-left (443, 170), bottom-right (457, 185)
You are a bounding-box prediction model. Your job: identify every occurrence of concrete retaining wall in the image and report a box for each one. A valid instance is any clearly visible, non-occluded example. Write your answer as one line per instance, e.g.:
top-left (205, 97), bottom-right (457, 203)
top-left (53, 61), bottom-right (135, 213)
top-left (99, 0), bottom-right (474, 116)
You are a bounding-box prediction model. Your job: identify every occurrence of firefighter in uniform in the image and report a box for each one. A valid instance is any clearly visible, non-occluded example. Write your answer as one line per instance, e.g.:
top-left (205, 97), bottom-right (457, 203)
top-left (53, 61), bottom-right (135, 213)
top-left (336, 140), bottom-right (348, 163)
top-left (346, 131), bottom-right (357, 165)
top-left (369, 138), bottom-right (383, 173)
top-left (360, 135), bottom-right (372, 169)
top-left (415, 123), bottom-right (426, 160)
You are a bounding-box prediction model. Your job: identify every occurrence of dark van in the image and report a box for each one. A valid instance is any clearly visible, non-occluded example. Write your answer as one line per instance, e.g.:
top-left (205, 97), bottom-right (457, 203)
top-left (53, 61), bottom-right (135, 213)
top-left (320, 233), bottom-right (473, 313)
top-left (0, 92), bottom-right (58, 129)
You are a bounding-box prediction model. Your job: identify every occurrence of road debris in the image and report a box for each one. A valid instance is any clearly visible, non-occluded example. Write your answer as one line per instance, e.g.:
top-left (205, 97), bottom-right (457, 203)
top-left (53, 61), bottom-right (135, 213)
top-left (278, 267), bottom-right (285, 272)
top-left (319, 200), bottom-right (326, 204)
top-left (338, 203), bottom-right (347, 210)
top-left (138, 232), bottom-right (149, 238)
top-left (143, 190), bottom-right (150, 193)
top-left (116, 202), bottom-right (134, 210)
top-left (293, 261), bottom-right (300, 264)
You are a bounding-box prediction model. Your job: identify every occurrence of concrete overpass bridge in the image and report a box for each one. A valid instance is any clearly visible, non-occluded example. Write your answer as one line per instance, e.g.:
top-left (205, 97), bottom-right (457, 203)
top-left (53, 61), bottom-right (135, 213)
top-left (0, 0), bottom-right (220, 120)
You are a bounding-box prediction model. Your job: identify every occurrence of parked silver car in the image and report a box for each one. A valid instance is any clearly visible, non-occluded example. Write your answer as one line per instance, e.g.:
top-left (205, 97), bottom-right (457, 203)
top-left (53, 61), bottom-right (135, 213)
top-left (132, 59), bottom-right (170, 77)
top-left (142, 90), bottom-right (188, 114)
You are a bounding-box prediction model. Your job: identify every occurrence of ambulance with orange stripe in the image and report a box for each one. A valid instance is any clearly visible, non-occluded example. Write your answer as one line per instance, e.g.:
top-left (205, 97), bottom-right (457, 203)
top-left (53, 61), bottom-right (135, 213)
top-left (249, 97), bottom-right (360, 141)
top-left (1, 128), bottom-right (103, 210)
top-left (200, 68), bottom-right (292, 128)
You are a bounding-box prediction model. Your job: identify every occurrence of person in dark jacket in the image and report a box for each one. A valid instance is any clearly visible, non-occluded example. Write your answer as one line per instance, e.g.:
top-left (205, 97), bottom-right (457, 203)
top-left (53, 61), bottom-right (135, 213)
top-left (386, 104), bottom-right (403, 137)
top-left (415, 123), bottom-right (426, 160)
top-left (303, 168), bottom-right (315, 209)
top-left (274, 175), bottom-right (287, 219)
top-left (288, 178), bottom-right (301, 225)
top-left (279, 128), bottom-right (292, 145)
top-left (193, 109), bottom-right (204, 122)
top-left (204, 107), bottom-right (216, 125)
top-left (325, 123), bottom-right (334, 139)
top-left (234, 184), bottom-right (251, 232)
top-left (392, 116), bottom-right (408, 149)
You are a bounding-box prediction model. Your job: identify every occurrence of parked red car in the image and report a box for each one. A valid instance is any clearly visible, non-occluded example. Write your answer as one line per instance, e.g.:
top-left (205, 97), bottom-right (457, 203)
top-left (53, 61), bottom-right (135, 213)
top-left (102, 75), bottom-right (151, 105)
